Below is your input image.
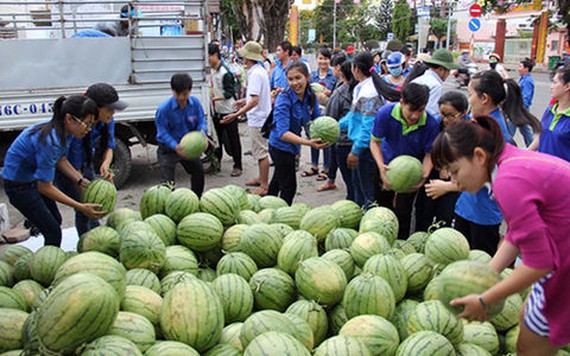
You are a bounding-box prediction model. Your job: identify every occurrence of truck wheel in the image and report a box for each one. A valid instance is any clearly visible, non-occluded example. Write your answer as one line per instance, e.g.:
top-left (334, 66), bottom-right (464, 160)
top-left (111, 139), bottom-right (132, 189)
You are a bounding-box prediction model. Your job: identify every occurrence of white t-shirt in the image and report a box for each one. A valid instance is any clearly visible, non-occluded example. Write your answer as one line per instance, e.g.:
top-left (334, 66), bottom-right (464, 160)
top-left (411, 69), bottom-right (443, 118)
top-left (246, 63), bottom-right (272, 128)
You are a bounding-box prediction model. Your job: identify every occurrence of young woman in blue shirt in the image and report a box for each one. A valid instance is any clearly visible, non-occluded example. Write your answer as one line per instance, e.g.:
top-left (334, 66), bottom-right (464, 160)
top-left (2, 95), bottom-right (105, 247)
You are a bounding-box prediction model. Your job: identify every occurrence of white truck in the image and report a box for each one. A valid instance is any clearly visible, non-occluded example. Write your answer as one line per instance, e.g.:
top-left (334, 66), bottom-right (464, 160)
top-left (0, 0), bottom-right (214, 188)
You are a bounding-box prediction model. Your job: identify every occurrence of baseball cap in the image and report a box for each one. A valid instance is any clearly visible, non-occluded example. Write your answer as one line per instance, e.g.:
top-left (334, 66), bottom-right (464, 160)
top-left (346, 45), bottom-right (355, 55)
top-left (85, 83), bottom-right (128, 111)
top-left (387, 52), bottom-right (405, 68)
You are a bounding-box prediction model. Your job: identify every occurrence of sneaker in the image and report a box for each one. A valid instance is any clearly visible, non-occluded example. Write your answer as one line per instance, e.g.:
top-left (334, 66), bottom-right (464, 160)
top-left (231, 168), bottom-right (243, 177)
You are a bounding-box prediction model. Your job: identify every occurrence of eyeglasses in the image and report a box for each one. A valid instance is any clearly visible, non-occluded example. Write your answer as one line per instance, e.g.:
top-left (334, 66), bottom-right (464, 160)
top-left (70, 115), bottom-right (93, 131)
top-left (441, 112), bottom-right (462, 120)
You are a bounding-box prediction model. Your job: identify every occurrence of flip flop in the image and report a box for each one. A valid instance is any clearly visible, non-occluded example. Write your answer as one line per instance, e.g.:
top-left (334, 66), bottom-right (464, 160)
top-left (245, 180), bottom-right (261, 186)
top-left (301, 167), bottom-right (319, 177)
top-left (317, 182), bottom-right (337, 192)
top-left (316, 172), bottom-right (328, 181)
top-left (248, 187), bottom-right (268, 196)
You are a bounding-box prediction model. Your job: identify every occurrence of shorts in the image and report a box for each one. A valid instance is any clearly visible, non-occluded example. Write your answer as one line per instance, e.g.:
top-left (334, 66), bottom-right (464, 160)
top-left (524, 274), bottom-right (552, 338)
top-left (248, 126), bottom-right (268, 161)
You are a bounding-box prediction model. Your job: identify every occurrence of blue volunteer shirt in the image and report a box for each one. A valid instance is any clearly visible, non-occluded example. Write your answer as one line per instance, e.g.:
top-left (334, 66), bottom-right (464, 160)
top-left (2, 123), bottom-right (69, 183)
top-left (371, 103), bottom-right (440, 163)
top-left (454, 107), bottom-right (511, 225)
top-left (538, 103), bottom-right (570, 162)
top-left (518, 73), bottom-right (534, 109)
top-left (269, 88), bottom-right (321, 155)
top-left (155, 96), bottom-right (207, 150)
top-left (270, 59), bottom-right (290, 91)
top-left (310, 68), bottom-right (337, 91)
top-left (67, 120), bottom-right (116, 170)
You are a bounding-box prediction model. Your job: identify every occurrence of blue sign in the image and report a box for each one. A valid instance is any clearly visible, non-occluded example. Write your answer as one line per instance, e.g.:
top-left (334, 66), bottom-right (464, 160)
top-left (468, 18), bottom-right (481, 32)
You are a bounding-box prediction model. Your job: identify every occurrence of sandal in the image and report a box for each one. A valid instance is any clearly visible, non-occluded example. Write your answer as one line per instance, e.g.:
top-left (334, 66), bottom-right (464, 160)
top-left (245, 180), bottom-right (261, 186)
top-left (317, 182), bottom-right (337, 192)
top-left (316, 171), bottom-right (329, 181)
top-left (248, 187), bottom-right (268, 196)
top-left (231, 168), bottom-right (243, 177)
top-left (301, 167), bottom-right (319, 177)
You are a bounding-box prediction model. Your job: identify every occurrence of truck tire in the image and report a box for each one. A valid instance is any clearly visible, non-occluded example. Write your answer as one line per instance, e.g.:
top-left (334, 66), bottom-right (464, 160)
top-left (111, 139), bottom-right (132, 189)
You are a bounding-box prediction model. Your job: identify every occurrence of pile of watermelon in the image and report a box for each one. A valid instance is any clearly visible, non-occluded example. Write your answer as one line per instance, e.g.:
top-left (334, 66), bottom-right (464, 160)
top-left (1, 183), bottom-right (569, 355)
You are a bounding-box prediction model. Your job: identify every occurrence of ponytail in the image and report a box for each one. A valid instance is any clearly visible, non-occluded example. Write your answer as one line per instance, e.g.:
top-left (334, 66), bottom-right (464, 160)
top-left (502, 79), bottom-right (541, 134)
top-left (370, 69), bottom-right (401, 102)
top-left (403, 61), bottom-right (428, 87)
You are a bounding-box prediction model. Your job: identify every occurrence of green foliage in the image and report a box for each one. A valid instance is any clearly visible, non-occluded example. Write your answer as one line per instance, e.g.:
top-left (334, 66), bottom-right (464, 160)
top-left (392, 0), bottom-right (411, 42)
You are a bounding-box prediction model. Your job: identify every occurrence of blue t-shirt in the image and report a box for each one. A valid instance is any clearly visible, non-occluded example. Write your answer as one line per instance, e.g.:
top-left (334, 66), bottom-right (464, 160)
top-left (518, 74), bottom-right (534, 109)
top-left (2, 122), bottom-right (69, 183)
top-left (67, 120), bottom-right (116, 170)
top-left (310, 68), bottom-right (337, 91)
top-left (270, 59), bottom-right (290, 91)
top-left (454, 107), bottom-right (511, 225)
top-left (538, 103), bottom-right (570, 162)
top-left (269, 88), bottom-right (321, 155)
top-left (371, 103), bottom-right (439, 163)
top-left (155, 96), bottom-right (207, 150)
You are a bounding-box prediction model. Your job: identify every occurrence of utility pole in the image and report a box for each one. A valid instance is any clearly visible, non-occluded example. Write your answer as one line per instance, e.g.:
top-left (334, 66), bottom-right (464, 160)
top-left (445, 0), bottom-right (452, 49)
top-left (333, 0), bottom-right (337, 49)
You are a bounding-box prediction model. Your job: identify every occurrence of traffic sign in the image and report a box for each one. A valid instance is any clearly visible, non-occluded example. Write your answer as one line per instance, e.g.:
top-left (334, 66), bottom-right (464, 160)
top-left (468, 18), bottom-right (481, 32)
top-left (469, 4), bottom-right (482, 17)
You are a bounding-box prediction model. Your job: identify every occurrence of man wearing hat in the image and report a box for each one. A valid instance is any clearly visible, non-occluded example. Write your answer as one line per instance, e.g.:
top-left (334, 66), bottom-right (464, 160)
top-left (488, 53), bottom-right (508, 79)
top-left (345, 45), bottom-right (355, 60)
top-left (411, 48), bottom-right (459, 117)
top-left (222, 41), bottom-right (272, 196)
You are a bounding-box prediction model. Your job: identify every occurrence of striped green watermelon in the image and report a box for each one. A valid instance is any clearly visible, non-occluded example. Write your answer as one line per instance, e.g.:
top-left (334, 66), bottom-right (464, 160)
top-left (108, 311), bottom-right (156, 352)
top-left (0, 261), bottom-right (14, 287)
top-left (505, 325), bottom-right (519, 354)
top-left (212, 273), bottom-right (254, 324)
top-left (220, 322), bottom-right (244, 351)
top-left (339, 315), bottom-right (400, 356)
top-left (204, 343), bottom-right (242, 356)
top-left (240, 224), bottom-right (283, 268)
top-left (221, 224), bottom-right (247, 252)
top-left (331, 200), bottom-right (363, 229)
top-left (197, 267), bottom-right (217, 282)
top-left (359, 207), bottom-right (399, 245)
top-left (392, 239), bottom-right (416, 254)
top-left (246, 194), bottom-right (261, 213)
top-left (140, 184), bottom-right (172, 219)
top-left (295, 257), bottom-right (347, 307)
top-left (177, 212), bottom-right (224, 252)
top-left (321, 249), bottom-right (355, 281)
top-left (116, 220), bottom-right (149, 235)
top-left (258, 196), bottom-right (289, 210)
top-left (456, 343), bottom-right (492, 356)
top-left (328, 303), bottom-right (349, 336)
top-left (271, 223), bottom-right (294, 239)
top-left (13, 253), bottom-right (33, 282)
top-left (286, 300), bottom-right (329, 346)
top-left (249, 268), bottom-right (296, 312)
top-left (407, 231), bottom-right (430, 253)
top-left (200, 188), bottom-right (240, 226)
top-left (78, 226), bottom-right (120, 257)
top-left (0, 286), bottom-right (29, 311)
top-left (125, 268), bottom-right (162, 295)
top-left (277, 232), bottom-right (318, 275)
top-left (144, 214), bottom-right (177, 246)
top-left (164, 187), bottom-right (200, 223)
top-left (105, 207), bottom-right (142, 229)
top-left (52, 251), bottom-right (127, 298)
top-left (363, 254), bottom-right (408, 302)
top-left (400, 253), bottom-right (434, 294)
top-left (425, 227), bottom-right (470, 267)
top-left (257, 208), bottom-right (275, 224)
top-left (121, 285), bottom-right (163, 333)
top-left (145, 341), bottom-right (199, 356)
top-left (244, 331), bottom-right (310, 355)
top-left (81, 178), bottom-right (117, 216)
top-left (469, 249), bottom-right (493, 264)
top-left (237, 210), bottom-right (261, 225)
top-left (180, 131), bottom-right (207, 159)
top-left (223, 184), bottom-right (249, 210)
top-left (216, 252), bottom-right (258, 282)
top-left (36, 273), bottom-right (120, 355)
top-left (80, 335), bottom-right (142, 356)
top-left (30, 288), bottom-right (50, 311)
top-left (386, 155), bottom-right (423, 193)
top-left (490, 293), bottom-right (522, 332)
top-left (0, 308), bottom-right (29, 353)
top-left (387, 248), bottom-right (407, 260)
top-left (406, 300), bottom-right (463, 346)
top-left (159, 271), bottom-right (196, 296)
top-left (309, 116), bottom-right (340, 144)
top-left (396, 330), bottom-right (455, 356)
top-left (324, 227), bottom-right (358, 251)
top-left (300, 206), bottom-right (340, 242)
top-left (314, 335), bottom-right (371, 356)
top-left (0, 245), bottom-right (32, 266)
top-left (342, 273), bottom-right (396, 320)
top-left (350, 232), bottom-right (391, 268)
top-left (12, 280), bottom-right (43, 307)
top-left (391, 299), bottom-right (420, 341)
top-left (29, 245), bottom-right (68, 287)
top-left (120, 228), bottom-right (166, 274)
top-left (423, 276), bottom-right (441, 301)
top-left (160, 278), bottom-right (224, 352)
top-left (461, 320), bottom-right (500, 355)
top-left (159, 245), bottom-right (199, 278)
top-left (273, 206), bottom-right (305, 229)
top-left (239, 310), bottom-right (299, 348)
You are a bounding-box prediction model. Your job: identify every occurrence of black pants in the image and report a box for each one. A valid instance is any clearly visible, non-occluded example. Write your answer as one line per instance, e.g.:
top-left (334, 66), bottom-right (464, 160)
top-left (213, 113), bottom-right (242, 170)
top-left (268, 145), bottom-right (296, 205)
top-left (157, 145), bottom-right (205, 197)
top-left (453, 215), bottom-right (500, 256)
top-left (415, 170), bottom-right (459, 231)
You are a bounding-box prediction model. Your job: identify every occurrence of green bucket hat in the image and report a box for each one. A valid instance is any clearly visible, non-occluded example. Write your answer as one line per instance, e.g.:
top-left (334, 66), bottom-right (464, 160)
top-left (238, 41), bottom-right (265, 62)
top-left (424, 49), bottom-right (459, 70)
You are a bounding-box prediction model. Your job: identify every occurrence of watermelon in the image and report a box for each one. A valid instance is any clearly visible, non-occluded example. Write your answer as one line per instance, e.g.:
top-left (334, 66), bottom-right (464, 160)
top-left (78, 225), bottom-right (121, 257)
top-left (271, 223), bottom-right (294, 239)
top-left (391, 299), bottom-right (420, 341)
top-left (12, 280), bottom-right (44, 307)
top-left (199, 246), bottom-right (224, 268)
top-left (179, 131), bottom-right (207, 159)
top-left (396, 330), bottom-right (455, 356)
top-left (125, 268), bottom-right (162, 295)
top-left (31, 288), bottom-right (50, 311)
top-left (424, 227), bottom-right (470, 267)
top-left (177, 212), bottom-right (224, 252)
top-left (283, 313), bottom-right (314, 350)
top-left (13, 253), bottom-right (33, 282)
top-left (324, 228), bottom-right (358, 251)
top-left (160, 278), bottom-right (224, 352)
top-left (386, 155), bottom-right (423, 193)
top-left (469, 249), bottom-right (493, 264)
top-left (216, 252), bottom-right (258, 282)
top-left (36, 273), bottom-right (120, 355)
top-left (339, 315), bottom-right (400, 356)
top-left (286, 300), bottom-right (329, 346)
top-left (29, 245), bottom-right (68, 287)
top-left (0, 286), bottom-right (29, 311)
top-left (456, 343), bottom-right (492, 356)
top-left (106, 208), bottom-right (142, 229)
top-left (144, 214), bottom-right (177, 246)
top-left (359, 207), bottom-right (399, 245)
top-left (258, 196), bottom-right (289, 210)
top-left (0, 308), bottom-right (29, 353)
top-left (295, 257), bottom-right (347, 307)
top-left (249, 268), bottom-right (296, 311)
top-left (392, 239), bottom-right (416, 254)
top-left (363, 254), bottom-right (408, 302)
top-left (273, 206), bottom-right (305, 229)
top-left (407, 231), bottom-right (430, 253)
top-left (237, 210), bottom-right (261, 225)
top-left (300, 206), bottom-right (340, 242)
top-left (406, 300), bottom-right (463, 346)
top-left (139, 184), bottom-right (172, 219)
top-left (462, 321), bottom-right (500, 355)
top-left (505, 325), bottom-right (519, 354)
top-left (400, 253), bottom-right (434, 294)
top-left (257, 208), bottom-right (275, 224)
top-left (490, 293), bottom-right (522, 332)
top-left (21, 310), bottom-right (39, 353)
top-left (108, 311), bottom-right (156, 352)
top-left (244, 331), bottom-right (310, 355)
top-left (309, 116), bottom-right (340, 144)
top-left (246, 194), bottom-right (261, 213)
top-left (220, 323), bottom-right (244, 351)
top-left (81, 178), bottom-right (117, 216)
top-left (221, 224), bottom-right (248, 252)
top-left (164, 187), bottom-right (200, 223)
top-left (0, 261), bottom-right (14, 287)
top-left (314, 335), bottom-right (371, 356)
top-left (145, 341), bottom-right (199, 356)
top-left (240, 224), bottom-right (283, 268)
top-left (328, 303), bottom-right (349, 336)
top-left (350, 232), bottom-right (391, 268)
top-left (204, 343), bottom-right (242, 356)
top-left (160, 271), bottom-right (196, 296)
top-left (321, 249), bottom-right (355, 281)
top-left (331, 200), bottom-right (363, 229)
top-left (121, 285), bottom-right (163, 332)
top-left (342, 273), bottom-right (396, 320)
top-left (159, 245), bottom-right (199, 278)
top-left (277, 231), bottom-right (318, 275)
top-left (212, 273), bottom-right (254, 324)
top-left (0, 245), bottom-right (32, 266)
top-left (120, 228), bottom-right (166, 274)
top-left (224, 184), bottom-right (249, 210)
top-left (423, 276), bottom-right (441, 301)
top-left (200, 188), bottom-right (241, 226)
top-left (197, 267), bottom-right (217, 282)
top-left (239, 310), bottom-right (299, 348)
top-left (80, 335), bottom-right (143, 356)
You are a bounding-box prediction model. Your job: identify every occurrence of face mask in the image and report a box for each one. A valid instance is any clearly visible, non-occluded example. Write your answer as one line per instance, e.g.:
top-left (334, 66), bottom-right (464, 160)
top-left (489, 62), bottom-right (497, 69)
top-left (388, 66), bottom-right (403, 77)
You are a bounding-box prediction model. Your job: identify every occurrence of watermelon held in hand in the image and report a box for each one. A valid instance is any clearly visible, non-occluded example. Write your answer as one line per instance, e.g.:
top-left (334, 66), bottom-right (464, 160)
top-left (81, 178), bottom-right (117, 216)
top-left (309, 116), bottom-right (340, 144)
top-left (179, 131), bottom-right (207, 159)
top-left (386, 155), bottom-right (423, 193)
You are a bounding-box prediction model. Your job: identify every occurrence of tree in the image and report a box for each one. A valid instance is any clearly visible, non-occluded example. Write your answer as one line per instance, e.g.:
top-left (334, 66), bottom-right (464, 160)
top-left (429, 18), bottom-right (457, 49)
top-left (392, 0), bottom-right (411, 43)
top-left (376, 0), bottom-right (393, 40)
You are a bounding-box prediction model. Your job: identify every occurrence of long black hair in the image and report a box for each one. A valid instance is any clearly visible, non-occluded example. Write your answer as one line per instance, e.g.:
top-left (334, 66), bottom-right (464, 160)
top-left (352, 52), bottom-right (400, 102)
top-left (31, 95), bottom-right (98, 147)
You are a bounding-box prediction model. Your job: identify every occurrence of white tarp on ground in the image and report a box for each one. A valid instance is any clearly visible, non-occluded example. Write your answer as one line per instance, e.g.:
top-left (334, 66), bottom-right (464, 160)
top-left (17, 228), bottom-right (79, 252)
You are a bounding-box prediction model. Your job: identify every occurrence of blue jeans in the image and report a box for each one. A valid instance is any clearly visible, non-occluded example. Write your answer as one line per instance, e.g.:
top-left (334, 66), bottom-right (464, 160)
top-left (351, 148), bottom-right (376, 209)
top-left (506, 121), bottom-right (534, 147)
top-left (4, 182), bottom-right (62, 246)
top-left (333, 144), bottom-right (354, 201)
top-left (310, 146), bottom-right (330, 171)
top-left (55, 164), bottom-right (99, 237)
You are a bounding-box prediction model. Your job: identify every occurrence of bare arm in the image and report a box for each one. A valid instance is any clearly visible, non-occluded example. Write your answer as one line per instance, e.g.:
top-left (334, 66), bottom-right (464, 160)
top-left (280, 131), bottom-right (329, 150)
top-left (56, 157), bottom-right (88, 190)
top-left (37, 180), bottom-right (105, 219)
top-left (527, 136), bottom-right (539, 151)
top-left (221, 96), bottom-right (260, 124)
top-left (99, 148), bottom-right (114, 181)
top-left (370, 138), bottom-right (390, 189)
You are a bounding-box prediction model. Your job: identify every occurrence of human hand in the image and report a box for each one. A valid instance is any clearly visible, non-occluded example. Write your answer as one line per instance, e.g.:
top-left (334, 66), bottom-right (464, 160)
top-left (100, 164), bottom-right (114, 182)
top-left (380, 165), bottom-right (391, 190)
top-left (234, 99), bottom-right (246, 109)
top-left (450, 294), bottom-right (490, 322)
top-left (220, 113), bottom-right (237, 125)
top-left (347, 153), bottom-right (359, 169)
top-left (80, 203), bottom-right (106, 220)
top-left (175, 144), bottom-right (189, 160)
top-left (309, 138), bottom-right (330, 150)
top-left (425, 179), bottom-right (451, 199)
top-left (77, 177), bottom-right (91, 192)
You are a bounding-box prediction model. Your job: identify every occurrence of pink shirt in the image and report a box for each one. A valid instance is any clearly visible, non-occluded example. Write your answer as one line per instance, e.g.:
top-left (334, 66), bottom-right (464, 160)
top-left (493, 144), bottom-right (570, 345)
